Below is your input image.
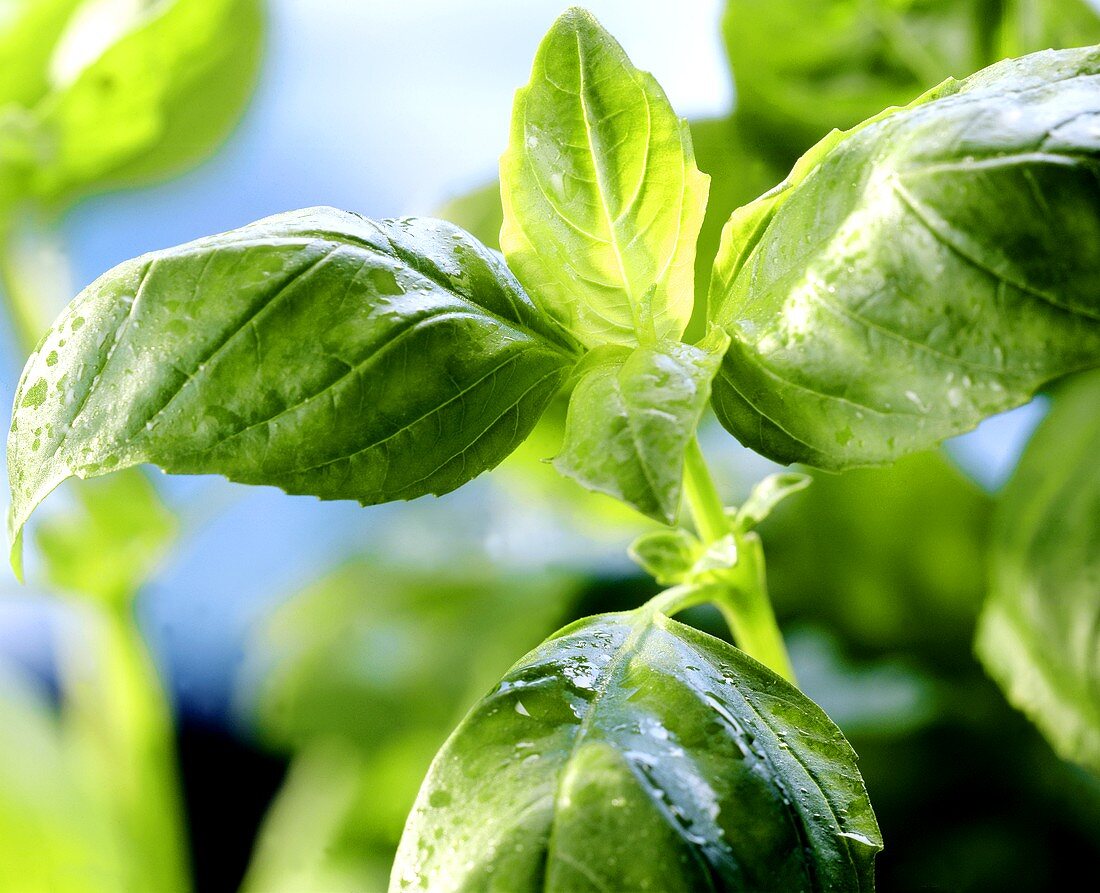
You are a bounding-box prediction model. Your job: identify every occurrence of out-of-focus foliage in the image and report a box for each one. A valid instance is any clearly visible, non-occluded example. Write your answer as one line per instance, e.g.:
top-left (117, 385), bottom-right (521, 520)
top-left (978, 369), bottom-right (1100, 773)
top-left (722, 0), bottom-right (1100, 160)
top-left (241, 562), bottom-right (582, 891)
top-left (0, 608), bottom-right (187, 893)
top-left (0, 0), bottom-right (264, 208)
top-left (7, 210), bottom-right (580, 566)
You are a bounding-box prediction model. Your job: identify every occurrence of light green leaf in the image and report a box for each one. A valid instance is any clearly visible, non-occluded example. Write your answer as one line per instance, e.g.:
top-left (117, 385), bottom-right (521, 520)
top-left (976, 370), bottom-right (1100, 774)
top-left (628, 529), bottom-right (699, 585)
top-left (710, 46), bottom-right (1100, 469)
top-left (391, 609), bottom-right (881, 892)
top-left (34, 470), bottom-right (175, 605)
top-left (500, 7), bottom-right (709, 348)
top-left (0, 0), bottom-right (83, 109)
top-left (6, 0), bottom-right (263, 204)
top-left (8, 208), bottom-right (579, 565)
top-left (734, 472), bottom-right (811, 531)
top-left (554, 327), bottom-right (729, 523)
top-left (723, 0), bottom-right (1100, 157)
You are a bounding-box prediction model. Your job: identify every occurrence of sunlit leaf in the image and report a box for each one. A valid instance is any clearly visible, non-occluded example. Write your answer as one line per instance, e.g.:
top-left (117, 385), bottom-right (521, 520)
top-left (17, 0), bottom-right (264, 203)
top-left (8, 208), bottom-right (580, 566)
top-left (500, 8), bottom-right (708, 347)
top-left (722, 0), bottom-right (1100, 157)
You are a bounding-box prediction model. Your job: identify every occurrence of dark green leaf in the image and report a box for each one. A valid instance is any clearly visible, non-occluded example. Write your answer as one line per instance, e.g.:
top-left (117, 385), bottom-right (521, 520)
top-left (723, 0), bottom-right (1100, 158)
top-left (500, 8), bottom-right (709, 347)
top-left (554, 328), bottom-right (729, 523)
top-left (392, 609), bottom-right (881, 892)
top-left (977, 370), bottom-right (1100, 774)
top-left (710, 47), bottom-right (1100, 469)
top-left (8, 208), bottom-right (579, 564)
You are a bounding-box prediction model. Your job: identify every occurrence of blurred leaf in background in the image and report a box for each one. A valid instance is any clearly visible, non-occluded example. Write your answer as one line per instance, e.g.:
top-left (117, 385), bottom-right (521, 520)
top-left (978, 369), bottom-right (1100, 774)
top-left (0, 0), bottom-right (264, 210)
top-left (0, 606), bottom-right (187, 893)
top-left (240, 561), bottom-right (583, 891)
top-left (722, 0), bottom-right (1100, 161)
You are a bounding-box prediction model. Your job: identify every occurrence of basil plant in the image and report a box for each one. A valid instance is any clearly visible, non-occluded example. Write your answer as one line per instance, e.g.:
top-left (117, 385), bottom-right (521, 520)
top-left (9, 6), bottom-right (1100, 891)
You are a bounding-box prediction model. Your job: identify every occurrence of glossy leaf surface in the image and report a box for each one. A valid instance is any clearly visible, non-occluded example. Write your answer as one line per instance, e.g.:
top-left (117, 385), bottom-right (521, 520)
top-left (723, 0), bottom-right (1100, 156)
top-left (392, 609), bottom-right (881, 892)
top-left (710, 47), bottom-right (1100, 468)
top-left (8, 208), bottom-right (578, 558)
top-left (500, 8), bottom-right (708, 347)
top-left (554, 329), bottom-right (728, 523)
top-left (977, 371), bottom-right (1100, 774)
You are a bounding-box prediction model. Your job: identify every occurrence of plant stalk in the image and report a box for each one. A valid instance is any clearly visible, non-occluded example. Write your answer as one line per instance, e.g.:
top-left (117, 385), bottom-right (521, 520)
top-left (682, 438), bottom-right (797, 685)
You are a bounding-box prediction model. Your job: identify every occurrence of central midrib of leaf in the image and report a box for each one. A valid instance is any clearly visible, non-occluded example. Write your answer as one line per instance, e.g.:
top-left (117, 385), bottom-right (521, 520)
top-left (573, 27), bottom-right (645, 334)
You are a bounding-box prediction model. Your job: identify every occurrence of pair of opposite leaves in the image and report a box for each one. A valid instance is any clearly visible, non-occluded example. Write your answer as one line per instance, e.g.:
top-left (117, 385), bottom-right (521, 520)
top-left (8, 9), bottom-right (1100, 892)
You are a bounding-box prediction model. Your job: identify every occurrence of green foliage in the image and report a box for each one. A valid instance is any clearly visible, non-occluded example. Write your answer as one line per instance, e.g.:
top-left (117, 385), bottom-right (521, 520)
top-left (763, 452), bottom-right (991, 656)
top-left (242, 561), bottom-right (581, 891)
top-left (34, 471), bottom-right (176, 606)
top-left (0, 613), bottom-right (187, 893)
top-left (710, 46), bottom-right (1100, 469)
top-left (0, 0), bottom-right (264, 207)
top-left (7, 208), bottom-right (579, 563)
top-left (500, 8), bottom-right (709, 348)
top-left (722, 0), bottom-right (1100, 158)
top-left (554, 329), bottom-right (729, 523)
top-left (977, 370), bottom-right (1100, 773)
top-left (391, 608), bottom-right (880, 892)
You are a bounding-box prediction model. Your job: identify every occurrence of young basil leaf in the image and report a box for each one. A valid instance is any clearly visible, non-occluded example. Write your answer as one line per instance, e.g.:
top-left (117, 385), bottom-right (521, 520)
top-left (723, 0), bottom-right (1100, 157)
top-left (15, 0), bottom-right (263, 203)
top-left (8, 208), bottom-right (579, 565)
top-left (629, 529), bottom-right (700, 585)
top-left (391, 609), bottom-right (881, 892)
top-left (734, 472), bottom-right (812, 532)
top-left (500, 8), bottom-right (709, 348)
top-left (710, 46), bottom-right (1100, 469)
top-left (0, 0), bottom-right (83, 109)
top-left (35, 471), bottom-right (176, 607)
top-left (976, 370), bottom-right (1100, 774)
top-left (554, 327), bottom-right (730, 524)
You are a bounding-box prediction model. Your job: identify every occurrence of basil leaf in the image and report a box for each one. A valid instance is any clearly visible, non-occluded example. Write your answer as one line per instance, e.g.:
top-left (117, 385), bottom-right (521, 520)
top-left (976, 370), bottom-right (1100, 774)
top-left (8, 208), bottom-right (579, 563)
top-left (734, 472), bottom-right (811, 532)
top-left (392, 609), bottom-right (881, 892)
top-left (554, 328), bottom-right (729, 523)
top-left (723, 0), bottom-right (1100, 157)
top-left (10, 0), bottom-right (263, 203)
top-left (500, 8), bottom-right (709, 348)
top-left (710, 46), bottom-right (1100, 469)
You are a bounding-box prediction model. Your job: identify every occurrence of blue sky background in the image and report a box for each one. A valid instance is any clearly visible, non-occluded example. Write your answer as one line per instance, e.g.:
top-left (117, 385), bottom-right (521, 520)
top-left (0, 0), bottom-right (1043, 728)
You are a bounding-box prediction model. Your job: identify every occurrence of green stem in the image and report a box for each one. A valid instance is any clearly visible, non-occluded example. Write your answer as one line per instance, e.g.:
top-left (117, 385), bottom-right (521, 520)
top-left (682, 438), bottom-right (798, 685)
